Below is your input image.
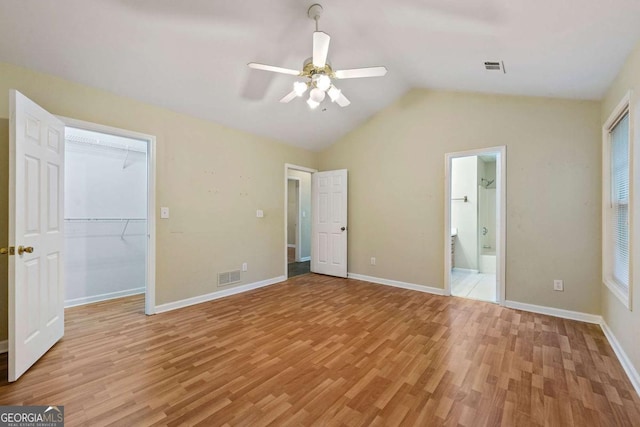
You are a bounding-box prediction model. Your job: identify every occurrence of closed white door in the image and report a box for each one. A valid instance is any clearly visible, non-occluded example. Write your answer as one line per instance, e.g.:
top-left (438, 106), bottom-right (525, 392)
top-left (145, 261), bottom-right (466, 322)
top-left (8, 90), bottom-right (65, 382)
top-left (311, 170), bottom-right (348, 277)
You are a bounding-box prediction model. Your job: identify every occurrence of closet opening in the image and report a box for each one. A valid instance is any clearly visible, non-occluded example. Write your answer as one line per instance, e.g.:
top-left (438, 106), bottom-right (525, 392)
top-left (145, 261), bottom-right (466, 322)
top-left (62, 121), bottom-right (155, 314)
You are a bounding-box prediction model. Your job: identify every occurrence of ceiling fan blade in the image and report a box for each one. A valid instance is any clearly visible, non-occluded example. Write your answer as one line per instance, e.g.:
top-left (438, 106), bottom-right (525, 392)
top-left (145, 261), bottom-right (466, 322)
top-left (279, 90), bottom-right (298, 103)
top-left (312, 32), bottom-right (330, 68)
top-left (334, 66), bottom-right (388, 79)
top-left (248, 63), bottom-right (301, 76)
top-left (335, 92), bottom-right (351, 107)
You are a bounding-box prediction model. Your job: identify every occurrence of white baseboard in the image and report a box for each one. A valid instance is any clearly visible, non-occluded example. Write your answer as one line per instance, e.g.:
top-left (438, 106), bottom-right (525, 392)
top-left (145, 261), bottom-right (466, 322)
top-left (65, 287), bottom-right (145, 308)
top-left (0, 340), bottom-right (7, 354)
top-left (347, 273), bottom-right (446, 296)
top-left (155, 276), bottom-right (286, 314)
top-left (452, 267), bottom-right (480, 274)
top-left (287, 244), bottom-right (296, 248)
top-left (299, 256), bottom-right (311, 262)
top-left (504, 300), bottom-right (602, 324)
top-left (600, 321), bottom-right (640, 397)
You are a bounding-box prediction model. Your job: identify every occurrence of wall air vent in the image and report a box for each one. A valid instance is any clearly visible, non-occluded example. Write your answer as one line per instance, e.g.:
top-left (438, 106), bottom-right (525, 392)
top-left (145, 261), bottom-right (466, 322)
top-left (218, 270), bottom-right (241, 287)
top-left (484, 61), bottom-right (506, 73)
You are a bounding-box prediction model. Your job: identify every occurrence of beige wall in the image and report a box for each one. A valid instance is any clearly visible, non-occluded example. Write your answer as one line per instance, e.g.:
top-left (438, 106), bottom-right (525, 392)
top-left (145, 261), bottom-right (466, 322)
top-left (601, 40), bottom-right (640, 379)
top-left (0, 61), bottom-right (317, 340)
top-left (319, 89), bottom-right (602, 314)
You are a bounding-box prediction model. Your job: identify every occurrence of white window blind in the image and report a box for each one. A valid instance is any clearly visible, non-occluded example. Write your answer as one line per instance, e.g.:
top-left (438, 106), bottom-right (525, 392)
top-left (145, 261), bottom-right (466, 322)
top-left (610, 111), bottom-right (630, 288)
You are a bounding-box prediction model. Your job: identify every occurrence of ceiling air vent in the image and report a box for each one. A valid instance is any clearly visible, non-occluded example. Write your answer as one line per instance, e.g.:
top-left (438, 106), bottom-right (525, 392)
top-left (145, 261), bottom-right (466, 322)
top-left (218, 270), bottom-right (241, 287)
top-left (484, 61), bottom-right (506, 73)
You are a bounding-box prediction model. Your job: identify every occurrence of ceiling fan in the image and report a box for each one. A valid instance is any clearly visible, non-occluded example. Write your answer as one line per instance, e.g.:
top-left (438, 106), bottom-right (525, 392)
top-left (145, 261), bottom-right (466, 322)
top-left (248, 4), bottom-right (387, 109)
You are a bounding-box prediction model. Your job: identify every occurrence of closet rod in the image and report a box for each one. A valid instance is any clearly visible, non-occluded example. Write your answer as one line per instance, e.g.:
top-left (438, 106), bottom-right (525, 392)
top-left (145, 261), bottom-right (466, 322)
top-left (64, 218), bottom-right (147, 221)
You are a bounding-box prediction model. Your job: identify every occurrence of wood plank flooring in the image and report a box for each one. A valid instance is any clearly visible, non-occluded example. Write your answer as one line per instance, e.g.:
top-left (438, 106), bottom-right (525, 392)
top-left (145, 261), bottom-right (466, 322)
top-left (0, 274), bottom-right (639, 426)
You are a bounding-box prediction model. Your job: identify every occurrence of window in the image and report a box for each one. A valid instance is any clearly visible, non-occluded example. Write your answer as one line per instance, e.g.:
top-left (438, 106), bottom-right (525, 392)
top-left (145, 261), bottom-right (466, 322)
top-left (603, 95), bottom-right (632, 308)
top-left (611, 112), bottom-right (630, 285)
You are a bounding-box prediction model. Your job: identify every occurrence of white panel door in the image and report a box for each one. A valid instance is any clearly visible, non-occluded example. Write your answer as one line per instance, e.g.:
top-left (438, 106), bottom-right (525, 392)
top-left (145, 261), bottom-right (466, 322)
top-left (8, 90), bottom-right (65, 382)
top-left (311, 170), bottom-right (347, 277)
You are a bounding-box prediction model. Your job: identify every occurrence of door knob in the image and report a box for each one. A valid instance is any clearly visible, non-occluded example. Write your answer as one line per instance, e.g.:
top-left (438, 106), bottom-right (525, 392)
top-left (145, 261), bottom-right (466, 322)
top-left (341, 227), bottom-right (346, 231)
top-left (17, 246), bottom-right (34, 255)
top-left (0, 247), bottom-right (15, 256)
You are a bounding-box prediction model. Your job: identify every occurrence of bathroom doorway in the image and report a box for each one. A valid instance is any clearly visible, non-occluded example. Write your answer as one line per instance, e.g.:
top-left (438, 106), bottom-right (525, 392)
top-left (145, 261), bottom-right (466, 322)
top-left (444, 146), bottom-right (506, 304)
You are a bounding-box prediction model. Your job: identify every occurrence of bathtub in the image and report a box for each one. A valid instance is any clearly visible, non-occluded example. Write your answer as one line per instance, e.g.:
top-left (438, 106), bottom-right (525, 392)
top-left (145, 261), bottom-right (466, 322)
top-left (479, 249), bottom-right (496, 274)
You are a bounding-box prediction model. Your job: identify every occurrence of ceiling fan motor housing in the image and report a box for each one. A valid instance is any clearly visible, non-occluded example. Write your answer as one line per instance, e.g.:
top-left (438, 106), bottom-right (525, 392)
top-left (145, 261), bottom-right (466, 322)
top-left (302, 57), bottom-right (333, 78)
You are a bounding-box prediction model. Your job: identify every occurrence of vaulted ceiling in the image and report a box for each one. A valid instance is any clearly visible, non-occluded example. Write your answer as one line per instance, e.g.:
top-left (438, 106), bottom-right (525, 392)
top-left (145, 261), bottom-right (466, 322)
top-left (1, 0), bottom-right (639, 150)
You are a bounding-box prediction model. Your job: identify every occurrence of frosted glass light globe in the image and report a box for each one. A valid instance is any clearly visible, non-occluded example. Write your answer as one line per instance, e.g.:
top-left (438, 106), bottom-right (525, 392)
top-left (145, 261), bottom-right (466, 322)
top-left (315, 74), bottom-right (331, 91)
top-left (293, 81), bottom-right (307, 97)
top-left (309, 88), bottom-right (326, 103)
top-left (327, 85), bottom-right (341, 102)
top-left (307, 98), bottom-right (320, 109)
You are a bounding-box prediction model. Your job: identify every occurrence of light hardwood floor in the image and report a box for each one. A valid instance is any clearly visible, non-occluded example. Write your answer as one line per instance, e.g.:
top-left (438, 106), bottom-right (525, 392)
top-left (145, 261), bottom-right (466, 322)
top-left (1, 274), bottom-right (639, 426)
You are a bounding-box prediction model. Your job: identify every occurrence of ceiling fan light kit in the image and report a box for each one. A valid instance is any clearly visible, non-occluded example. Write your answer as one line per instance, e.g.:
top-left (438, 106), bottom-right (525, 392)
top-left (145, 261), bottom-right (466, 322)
top-left (327, 85), bottom-right (341, 102)
top-left (293, 81), bottom-right (308, 97)
top-left (306, 98), bottom-right (320, 109)
top-left (247, 3), bottom-right (387, 110)
top-left (314, 74), bottom-right (331, 91)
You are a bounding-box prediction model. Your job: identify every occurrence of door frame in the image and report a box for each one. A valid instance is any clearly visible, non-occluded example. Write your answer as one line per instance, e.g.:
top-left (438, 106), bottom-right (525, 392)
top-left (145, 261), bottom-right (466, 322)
top-left (284, 163), bottom-right (317, 277)
top-left (444, 146), bottom-right (506, 304)
top-left (58, 116), bottom-right (157, 315)
top-left (287, 176), bottom-right (302, 262)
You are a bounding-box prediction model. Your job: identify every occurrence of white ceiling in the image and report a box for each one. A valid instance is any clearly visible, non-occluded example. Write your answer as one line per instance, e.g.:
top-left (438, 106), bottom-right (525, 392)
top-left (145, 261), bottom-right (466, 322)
top-left (1, 0), bottom-right (639, 151)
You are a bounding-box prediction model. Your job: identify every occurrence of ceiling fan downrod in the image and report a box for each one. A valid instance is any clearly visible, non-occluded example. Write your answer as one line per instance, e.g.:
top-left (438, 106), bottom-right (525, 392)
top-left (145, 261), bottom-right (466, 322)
top-left (308, 4), bottom-right (323, 32)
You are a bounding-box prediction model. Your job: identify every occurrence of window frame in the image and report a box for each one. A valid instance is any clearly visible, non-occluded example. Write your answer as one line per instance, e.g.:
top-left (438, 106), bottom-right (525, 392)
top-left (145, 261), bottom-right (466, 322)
top-left (602, 91), bottom-right (633, 309)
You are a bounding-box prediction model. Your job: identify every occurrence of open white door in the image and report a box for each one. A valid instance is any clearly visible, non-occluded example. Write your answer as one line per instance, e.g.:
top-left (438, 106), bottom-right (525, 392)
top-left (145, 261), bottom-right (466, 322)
top-left (7, 90), bottom-right (65, 382)
top-left (311, 170), bottom-right (348, 277)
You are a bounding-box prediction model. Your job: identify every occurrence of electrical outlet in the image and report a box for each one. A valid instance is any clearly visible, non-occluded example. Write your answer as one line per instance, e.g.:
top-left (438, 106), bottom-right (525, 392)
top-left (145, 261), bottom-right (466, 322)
top-left (242, 262), bottom-right (247, 272)
top-left (553, 279), bottom-right (564, 291)
top-left (370, 257), bottom-right (376, 266)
